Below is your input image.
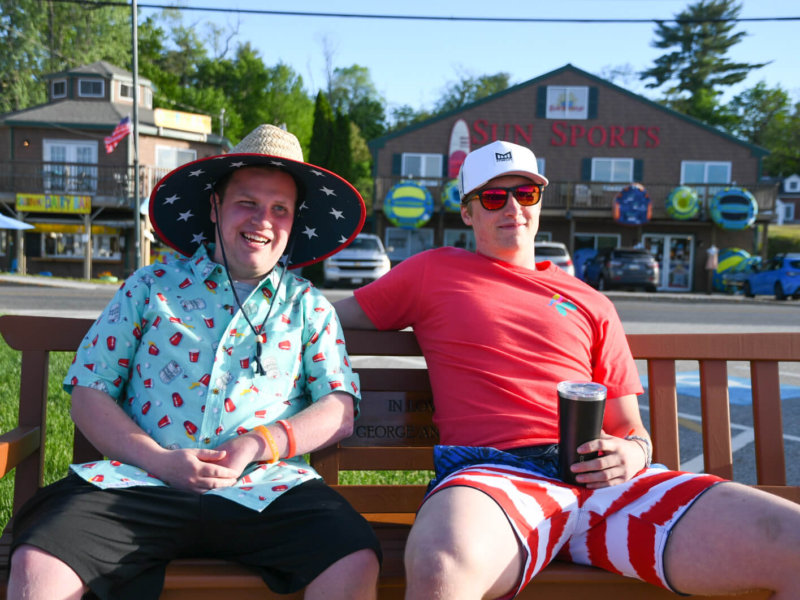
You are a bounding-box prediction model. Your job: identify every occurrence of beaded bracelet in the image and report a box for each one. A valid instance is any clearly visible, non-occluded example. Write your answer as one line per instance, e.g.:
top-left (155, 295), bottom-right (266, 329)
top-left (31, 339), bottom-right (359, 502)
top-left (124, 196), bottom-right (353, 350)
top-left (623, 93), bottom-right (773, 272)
top-left (625, 434), bottom-right (653, 468)
top-left (276, 419), bottom-right (296, 459)
top-left (253, 425), bottom-right (280, 464)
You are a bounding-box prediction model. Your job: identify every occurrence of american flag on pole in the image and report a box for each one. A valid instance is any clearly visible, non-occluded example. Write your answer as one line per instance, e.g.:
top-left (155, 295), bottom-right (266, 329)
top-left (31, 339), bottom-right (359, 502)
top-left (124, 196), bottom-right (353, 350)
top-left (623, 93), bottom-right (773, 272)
top-left (104, 116), bottom-right (132, 154)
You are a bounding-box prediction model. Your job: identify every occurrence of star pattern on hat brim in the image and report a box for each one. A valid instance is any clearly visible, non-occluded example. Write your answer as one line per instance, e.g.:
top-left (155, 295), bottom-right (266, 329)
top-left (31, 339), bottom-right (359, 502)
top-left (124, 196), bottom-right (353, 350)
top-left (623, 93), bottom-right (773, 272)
top-left (149, 153), bottom-right (365, 269)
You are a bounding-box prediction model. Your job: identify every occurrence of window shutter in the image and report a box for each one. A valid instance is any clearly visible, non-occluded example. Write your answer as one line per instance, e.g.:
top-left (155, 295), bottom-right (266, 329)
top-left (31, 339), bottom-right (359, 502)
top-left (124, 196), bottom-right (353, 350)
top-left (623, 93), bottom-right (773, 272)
top-left (633, 159), bottom-right (643, 182)
top-left (392, 153), bottom-right (402, 176)
top-left (536, 87), bottom-right (547, 118)
top-left (442, 154), bottom-right (448, 178)
top-left (588, 87), bottom-right (598, 119)
top-left (581, 158), bottom-right (592, 181)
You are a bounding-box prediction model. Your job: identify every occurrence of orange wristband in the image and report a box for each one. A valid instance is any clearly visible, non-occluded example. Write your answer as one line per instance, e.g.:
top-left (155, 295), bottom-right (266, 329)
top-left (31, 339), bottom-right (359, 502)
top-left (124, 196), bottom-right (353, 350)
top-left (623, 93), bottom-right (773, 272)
top-left (277, 419), bottom-right (296, 459)
top-left (253, 425), bottom-right (279, 463)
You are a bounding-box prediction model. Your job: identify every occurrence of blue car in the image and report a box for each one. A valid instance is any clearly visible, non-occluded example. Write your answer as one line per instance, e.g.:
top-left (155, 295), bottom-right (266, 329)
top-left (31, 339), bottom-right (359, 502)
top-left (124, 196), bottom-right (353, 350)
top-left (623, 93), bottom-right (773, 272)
top-left (744, 253), bottom-right (800, 300)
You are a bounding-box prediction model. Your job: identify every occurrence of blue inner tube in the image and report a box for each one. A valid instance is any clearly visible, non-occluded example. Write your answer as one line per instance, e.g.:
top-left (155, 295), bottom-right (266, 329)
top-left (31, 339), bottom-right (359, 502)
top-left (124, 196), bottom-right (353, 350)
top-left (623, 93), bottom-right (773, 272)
top-left (709, 187), bottom-right (757, 230)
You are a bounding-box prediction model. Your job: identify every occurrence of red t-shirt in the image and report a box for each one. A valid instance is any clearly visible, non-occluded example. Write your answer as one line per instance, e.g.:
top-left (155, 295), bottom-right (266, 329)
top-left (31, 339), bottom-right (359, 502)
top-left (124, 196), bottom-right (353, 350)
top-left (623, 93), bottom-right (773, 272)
top-left (354, 248), bottom-right (642, 450)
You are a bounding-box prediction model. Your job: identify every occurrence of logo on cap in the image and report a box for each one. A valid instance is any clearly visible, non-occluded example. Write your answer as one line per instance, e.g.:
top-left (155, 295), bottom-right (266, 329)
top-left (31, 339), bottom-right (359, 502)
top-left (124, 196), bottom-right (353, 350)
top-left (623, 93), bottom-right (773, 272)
top-left (495, 151), bottom-right (512, 162)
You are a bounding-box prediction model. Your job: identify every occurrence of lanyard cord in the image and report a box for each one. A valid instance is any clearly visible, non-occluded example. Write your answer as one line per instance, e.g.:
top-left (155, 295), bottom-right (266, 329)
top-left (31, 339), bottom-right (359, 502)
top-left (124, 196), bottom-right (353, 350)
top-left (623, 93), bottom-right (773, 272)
top-left (211, 195), bottom-right (297, 375)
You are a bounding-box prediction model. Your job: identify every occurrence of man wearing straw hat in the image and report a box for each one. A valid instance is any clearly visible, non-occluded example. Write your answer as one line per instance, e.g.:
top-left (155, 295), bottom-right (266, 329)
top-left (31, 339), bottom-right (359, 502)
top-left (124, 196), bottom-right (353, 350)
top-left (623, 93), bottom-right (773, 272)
top-left (8, 125), bottom-right (381, 600)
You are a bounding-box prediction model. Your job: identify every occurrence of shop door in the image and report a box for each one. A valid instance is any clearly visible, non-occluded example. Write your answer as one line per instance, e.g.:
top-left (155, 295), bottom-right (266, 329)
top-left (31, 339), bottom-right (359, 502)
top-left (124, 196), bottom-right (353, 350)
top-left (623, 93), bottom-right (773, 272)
top-left (642, 234), bottom-right (694, 292)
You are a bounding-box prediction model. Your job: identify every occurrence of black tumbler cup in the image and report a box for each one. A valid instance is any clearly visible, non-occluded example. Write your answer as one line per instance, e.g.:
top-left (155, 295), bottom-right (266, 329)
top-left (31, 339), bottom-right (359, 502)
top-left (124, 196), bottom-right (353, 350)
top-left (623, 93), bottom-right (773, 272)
top-left (557, 381), bottom-right (607, 484)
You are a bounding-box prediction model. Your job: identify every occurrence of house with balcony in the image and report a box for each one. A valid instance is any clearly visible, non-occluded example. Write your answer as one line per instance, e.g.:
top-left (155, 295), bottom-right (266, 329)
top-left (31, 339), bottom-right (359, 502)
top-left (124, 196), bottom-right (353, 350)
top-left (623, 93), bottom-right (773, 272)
top-left (368, 64), bottom-right (779, 293)
top-left (0, 60), bottom-right (230, 278)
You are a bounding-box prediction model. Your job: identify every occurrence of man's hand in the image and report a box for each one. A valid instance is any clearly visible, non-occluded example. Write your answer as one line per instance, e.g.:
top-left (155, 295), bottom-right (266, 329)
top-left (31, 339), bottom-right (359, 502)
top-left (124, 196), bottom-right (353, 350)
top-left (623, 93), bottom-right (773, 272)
top-left (203, 433), bottom-right (264, 477)
top-left (570, 430), bottom-right (649, 489)
top-left (154, 448), bottom-right (241, 494)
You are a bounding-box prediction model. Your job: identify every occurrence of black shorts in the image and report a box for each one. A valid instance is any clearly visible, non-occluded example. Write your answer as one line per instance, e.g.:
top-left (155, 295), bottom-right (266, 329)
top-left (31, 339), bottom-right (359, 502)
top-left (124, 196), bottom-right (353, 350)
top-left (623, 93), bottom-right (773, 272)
top-left (11, 473), bottom-right (381, 600)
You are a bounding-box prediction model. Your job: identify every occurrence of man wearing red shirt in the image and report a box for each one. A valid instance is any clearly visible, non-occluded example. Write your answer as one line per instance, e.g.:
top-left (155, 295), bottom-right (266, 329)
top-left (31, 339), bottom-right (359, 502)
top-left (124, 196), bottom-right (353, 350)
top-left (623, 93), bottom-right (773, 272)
top-left (335, 140), bottom-right (800, 599)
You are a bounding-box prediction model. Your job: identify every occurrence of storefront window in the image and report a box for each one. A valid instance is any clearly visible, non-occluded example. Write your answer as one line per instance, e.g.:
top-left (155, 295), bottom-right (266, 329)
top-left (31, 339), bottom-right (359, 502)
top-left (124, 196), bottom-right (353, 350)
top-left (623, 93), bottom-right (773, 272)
top-left (591, 158), bottom-right (633, 183)
top-left (443, 229), bottom-right (476, 251)
top-left (384, 227), bottom-right (434, 262)
top-left (156, 146), bottom-right (198, 170)
top-left (41, 233), bottom-right (120, 259)
top-left (401, 153), bottom-right (442, 186)
top-left (43, 139), bottom-right (98, 192)
top-left (680, 160), bottom-right (731, 200)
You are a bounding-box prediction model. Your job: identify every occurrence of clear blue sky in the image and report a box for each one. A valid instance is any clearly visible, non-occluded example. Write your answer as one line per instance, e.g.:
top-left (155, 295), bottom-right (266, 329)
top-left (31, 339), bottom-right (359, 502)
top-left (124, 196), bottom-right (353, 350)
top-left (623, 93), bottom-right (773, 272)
top-left (152, 0), bottom-right (799, 113)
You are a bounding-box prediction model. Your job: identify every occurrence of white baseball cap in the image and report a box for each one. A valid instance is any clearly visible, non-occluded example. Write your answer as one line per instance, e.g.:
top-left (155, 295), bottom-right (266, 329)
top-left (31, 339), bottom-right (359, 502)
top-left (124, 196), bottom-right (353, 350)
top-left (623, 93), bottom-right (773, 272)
top-left (458, 140), bottom-right (549, 200)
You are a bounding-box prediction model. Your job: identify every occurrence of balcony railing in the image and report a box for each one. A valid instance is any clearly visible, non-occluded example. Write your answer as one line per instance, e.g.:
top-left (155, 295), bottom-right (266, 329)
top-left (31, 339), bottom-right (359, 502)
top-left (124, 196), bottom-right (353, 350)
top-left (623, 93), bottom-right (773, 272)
top-left (374, 176), bottom-right (779, 220)
top-left (0, 161), bottom-right (173, 208)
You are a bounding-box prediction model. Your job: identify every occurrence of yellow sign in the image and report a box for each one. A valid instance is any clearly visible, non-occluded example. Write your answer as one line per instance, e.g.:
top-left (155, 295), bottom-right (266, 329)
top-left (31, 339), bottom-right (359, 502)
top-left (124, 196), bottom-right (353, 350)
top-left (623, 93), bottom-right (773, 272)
top-left (16, 194), bottom-right (91, 214)
top-left (154, 108), bottom-right (212, 135)
top-left (32, 223), bottom-right (120, 235)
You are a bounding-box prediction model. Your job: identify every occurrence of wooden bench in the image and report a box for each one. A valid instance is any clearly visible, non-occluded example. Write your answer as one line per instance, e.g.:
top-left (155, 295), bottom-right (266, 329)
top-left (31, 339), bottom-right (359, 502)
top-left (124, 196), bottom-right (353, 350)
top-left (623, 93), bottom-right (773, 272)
top-left (1, 313), bottom-right (798, 599)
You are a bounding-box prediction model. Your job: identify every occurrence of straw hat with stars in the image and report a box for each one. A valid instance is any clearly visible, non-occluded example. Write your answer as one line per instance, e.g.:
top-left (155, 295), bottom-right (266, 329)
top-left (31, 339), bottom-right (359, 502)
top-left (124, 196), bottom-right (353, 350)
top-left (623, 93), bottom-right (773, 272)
top-left (149, 124), bottom-right (366, 269)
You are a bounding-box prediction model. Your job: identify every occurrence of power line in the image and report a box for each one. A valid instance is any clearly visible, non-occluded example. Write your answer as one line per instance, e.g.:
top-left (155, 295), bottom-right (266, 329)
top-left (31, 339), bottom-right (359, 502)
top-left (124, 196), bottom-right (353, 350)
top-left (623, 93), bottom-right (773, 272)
top-left (40, 0), bottom-right (800, 24)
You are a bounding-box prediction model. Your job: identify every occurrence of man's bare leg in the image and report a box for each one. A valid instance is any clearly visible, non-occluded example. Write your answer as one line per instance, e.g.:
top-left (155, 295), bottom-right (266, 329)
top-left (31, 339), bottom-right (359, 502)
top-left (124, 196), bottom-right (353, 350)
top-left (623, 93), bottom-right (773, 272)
top-left (665, 482), bottom-right (800, 599)
top-left (8, 545), bottom-right (86, 600)
top-left (404, 486), bottom-right (523, 600)
top-left (304, 548), bottom-right (379, 600)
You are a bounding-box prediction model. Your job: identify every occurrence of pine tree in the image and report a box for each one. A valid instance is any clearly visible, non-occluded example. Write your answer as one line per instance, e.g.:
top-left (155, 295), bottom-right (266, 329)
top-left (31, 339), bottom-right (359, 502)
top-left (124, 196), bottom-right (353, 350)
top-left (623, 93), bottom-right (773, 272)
top-left (308, 91), bottom-right (335, 167)
top-left (639, 0), bottom-right (767, 127)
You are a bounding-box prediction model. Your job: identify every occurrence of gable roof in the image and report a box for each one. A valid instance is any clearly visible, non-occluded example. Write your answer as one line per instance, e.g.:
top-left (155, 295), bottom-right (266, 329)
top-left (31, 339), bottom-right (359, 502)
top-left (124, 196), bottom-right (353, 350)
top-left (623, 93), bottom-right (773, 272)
top-left (371, 63), bottom-right (768, 157)
top-left (2, 100), bottom-right (153, 130)
top-left (44, 60), bottom-right (152, 86)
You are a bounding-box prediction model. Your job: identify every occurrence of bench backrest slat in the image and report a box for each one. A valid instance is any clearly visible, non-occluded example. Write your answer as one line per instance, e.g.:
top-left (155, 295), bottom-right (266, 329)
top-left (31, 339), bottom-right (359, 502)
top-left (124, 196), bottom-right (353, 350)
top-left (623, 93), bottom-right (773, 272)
top-left (644, 359), bottom-right (680, 471)
top-left (699, 360), bottom-right (734, 480)
top-left (750, 361), bottom-right (786, 485)
top-left (1, 315), bottom-right (798, 521)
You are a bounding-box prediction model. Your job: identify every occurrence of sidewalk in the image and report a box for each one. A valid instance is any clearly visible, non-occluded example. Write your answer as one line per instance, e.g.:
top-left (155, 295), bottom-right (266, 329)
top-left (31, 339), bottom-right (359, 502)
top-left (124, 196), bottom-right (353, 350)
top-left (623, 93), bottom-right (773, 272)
top-left (0, 271), bottom-right (779, 305)
top-left (0, 273), bottom-right (117, 291)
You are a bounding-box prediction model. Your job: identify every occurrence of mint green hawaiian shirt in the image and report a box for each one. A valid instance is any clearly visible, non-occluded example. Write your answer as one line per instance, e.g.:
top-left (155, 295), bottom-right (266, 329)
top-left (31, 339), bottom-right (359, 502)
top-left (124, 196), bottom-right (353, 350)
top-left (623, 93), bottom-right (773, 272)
top-left (64, 245), bottom-right (360, 511)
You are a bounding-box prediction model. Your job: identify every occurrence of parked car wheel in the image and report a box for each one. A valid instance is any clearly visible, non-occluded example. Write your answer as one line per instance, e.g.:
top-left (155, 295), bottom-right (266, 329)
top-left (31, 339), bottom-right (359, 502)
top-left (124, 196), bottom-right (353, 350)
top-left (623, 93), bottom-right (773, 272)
top-left (743, 281), bottom-right (754, 298)
top-left (645, 284), bottom-right (657, 293)
top-left (775, 281), bottom-right (787, 301)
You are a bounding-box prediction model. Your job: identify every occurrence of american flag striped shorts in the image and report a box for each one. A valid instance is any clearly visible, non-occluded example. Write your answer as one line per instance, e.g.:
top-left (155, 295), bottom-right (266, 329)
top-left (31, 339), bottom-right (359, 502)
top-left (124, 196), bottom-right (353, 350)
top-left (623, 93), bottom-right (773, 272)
top-left (425, 463), bottom-right (723, 597)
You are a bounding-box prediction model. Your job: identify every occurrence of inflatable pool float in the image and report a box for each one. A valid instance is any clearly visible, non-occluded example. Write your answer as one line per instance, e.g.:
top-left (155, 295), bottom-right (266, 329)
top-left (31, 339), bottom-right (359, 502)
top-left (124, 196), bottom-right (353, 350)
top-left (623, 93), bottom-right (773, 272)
top-left (666, 186), bottom-right (700, 220)
top-left (613, 183), bottom-right (651, 225)
top-left (713, 247), bottom-right (750, 292)
top-left (441, 179), bottom-right (461, 212)
top-left (709, 187), bottom-right (757, 230)
top-left (383, 180), bottom-right (434, 228)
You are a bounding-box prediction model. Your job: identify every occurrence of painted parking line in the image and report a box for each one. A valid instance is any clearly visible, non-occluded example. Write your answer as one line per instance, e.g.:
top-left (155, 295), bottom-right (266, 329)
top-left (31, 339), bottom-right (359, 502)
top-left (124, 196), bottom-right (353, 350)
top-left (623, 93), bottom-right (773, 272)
top-left (640, 405), bottom-right (800, 473)
top-left (640, 372), bottom-right (800, 405)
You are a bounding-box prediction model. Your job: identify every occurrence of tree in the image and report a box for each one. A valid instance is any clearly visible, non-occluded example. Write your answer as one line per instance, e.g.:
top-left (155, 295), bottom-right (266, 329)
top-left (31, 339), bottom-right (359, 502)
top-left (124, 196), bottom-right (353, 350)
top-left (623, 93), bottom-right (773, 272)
top-left (434, 70), bottom-right (511, 114)
top-left (308, 91), bottom-right (335, 167)
top-left (0, 0), bottom-right (130, 113)
top-left (329, 65), bottom-right (386, 141)
top-left (727, 83), bottom-right (800, 177)
top-left (387, 104), bottom-right (432, 133)
top-left (639, 0), bottom-right (767, 127)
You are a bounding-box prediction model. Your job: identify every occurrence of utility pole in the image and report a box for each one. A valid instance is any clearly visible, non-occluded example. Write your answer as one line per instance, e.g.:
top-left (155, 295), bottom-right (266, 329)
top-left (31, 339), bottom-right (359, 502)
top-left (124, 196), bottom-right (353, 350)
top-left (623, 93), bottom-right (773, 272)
top-left (132, 0), bottom-right (142, 270)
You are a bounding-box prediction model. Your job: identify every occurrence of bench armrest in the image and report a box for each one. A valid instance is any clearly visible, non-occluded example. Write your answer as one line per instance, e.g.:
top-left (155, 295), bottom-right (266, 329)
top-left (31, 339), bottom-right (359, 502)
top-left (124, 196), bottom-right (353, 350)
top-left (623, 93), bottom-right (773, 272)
top-left (0, 426), bottom-right (41, 477)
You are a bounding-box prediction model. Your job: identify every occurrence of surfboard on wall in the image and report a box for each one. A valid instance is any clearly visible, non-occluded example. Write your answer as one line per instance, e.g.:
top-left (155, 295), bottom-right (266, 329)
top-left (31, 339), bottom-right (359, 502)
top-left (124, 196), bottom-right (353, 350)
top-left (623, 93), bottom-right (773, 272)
top-left (447, 119), bottom-right (470, 179)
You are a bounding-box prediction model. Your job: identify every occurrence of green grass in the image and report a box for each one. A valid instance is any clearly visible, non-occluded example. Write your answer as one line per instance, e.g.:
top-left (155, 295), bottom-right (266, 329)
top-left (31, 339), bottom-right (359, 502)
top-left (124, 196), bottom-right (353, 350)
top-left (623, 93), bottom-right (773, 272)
top-left (768, 224), bottom-right (800, 255)
top-left (0, 335), bottom-right (431, 535)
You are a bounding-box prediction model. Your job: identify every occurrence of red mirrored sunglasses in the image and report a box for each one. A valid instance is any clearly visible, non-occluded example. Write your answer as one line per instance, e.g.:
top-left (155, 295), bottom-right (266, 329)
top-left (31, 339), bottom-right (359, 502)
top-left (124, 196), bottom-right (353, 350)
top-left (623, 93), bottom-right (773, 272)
top-left (463, 184), bottom-right (543, 211)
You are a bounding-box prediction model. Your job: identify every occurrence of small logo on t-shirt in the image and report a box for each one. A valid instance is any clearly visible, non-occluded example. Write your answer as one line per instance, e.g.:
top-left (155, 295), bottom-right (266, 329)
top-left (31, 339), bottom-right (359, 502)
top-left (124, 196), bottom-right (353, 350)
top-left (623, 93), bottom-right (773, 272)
top-left (548, 294), bottom-right (577, 316)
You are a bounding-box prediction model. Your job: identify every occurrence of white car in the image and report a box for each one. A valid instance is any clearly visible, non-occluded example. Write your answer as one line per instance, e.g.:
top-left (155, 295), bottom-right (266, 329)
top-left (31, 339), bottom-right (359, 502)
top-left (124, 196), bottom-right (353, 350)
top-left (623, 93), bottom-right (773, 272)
top-left (323, 233), bottom-right (391, 288)
top-left (535, 241), bottom-right (575, 276)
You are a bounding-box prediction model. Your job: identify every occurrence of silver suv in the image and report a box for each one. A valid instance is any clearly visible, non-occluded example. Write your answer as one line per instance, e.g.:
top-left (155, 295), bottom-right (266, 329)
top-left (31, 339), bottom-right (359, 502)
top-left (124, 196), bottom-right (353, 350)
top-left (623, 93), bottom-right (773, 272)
top-left (323, 233), bottom-right (391, 288)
